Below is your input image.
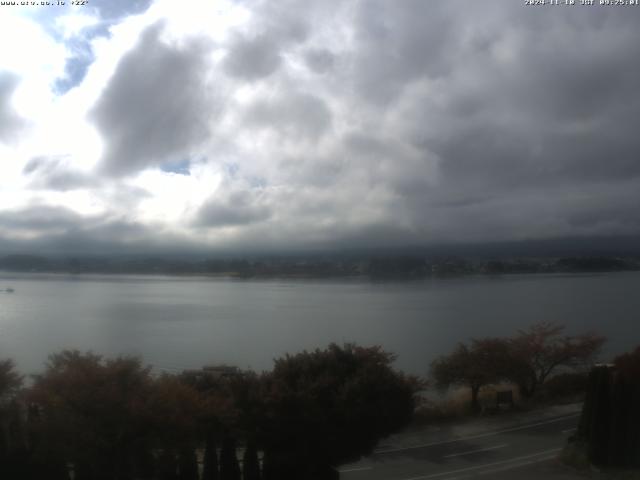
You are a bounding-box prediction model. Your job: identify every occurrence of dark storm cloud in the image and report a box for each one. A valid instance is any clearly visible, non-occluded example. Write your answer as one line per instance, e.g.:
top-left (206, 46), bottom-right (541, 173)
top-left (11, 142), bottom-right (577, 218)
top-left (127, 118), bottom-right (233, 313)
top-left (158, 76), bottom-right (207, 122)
top-left (90, 22), bottom-right (215, 176)
top-left (0, 72), bottom-right (24, 143)
top-left (196, 190), bottom-right (271, 228)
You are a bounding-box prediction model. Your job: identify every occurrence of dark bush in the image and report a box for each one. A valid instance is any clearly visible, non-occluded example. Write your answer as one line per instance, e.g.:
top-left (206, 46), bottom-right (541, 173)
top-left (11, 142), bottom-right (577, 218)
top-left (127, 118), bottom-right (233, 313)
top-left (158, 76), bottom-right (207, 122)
top-left (539, 372), bottom-right (589, 401)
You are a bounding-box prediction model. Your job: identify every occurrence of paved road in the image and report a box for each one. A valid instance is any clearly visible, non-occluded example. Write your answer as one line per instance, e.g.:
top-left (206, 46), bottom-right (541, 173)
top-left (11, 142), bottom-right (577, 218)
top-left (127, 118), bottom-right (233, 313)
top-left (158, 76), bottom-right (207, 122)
top-left (339, 411), bottom-right (581, 480)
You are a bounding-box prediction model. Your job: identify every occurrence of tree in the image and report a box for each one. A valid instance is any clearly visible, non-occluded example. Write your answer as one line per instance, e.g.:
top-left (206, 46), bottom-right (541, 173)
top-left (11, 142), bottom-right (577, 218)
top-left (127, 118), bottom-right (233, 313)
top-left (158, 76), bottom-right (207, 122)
top-left (577, 346), bottom-right (640, 468)
top-left (202, 435), bottom-right (219, 480)
top-left (27, 351), bottom-right (156, 480)
top-left (430, 338), bottom-right (511, 411)
top-left (260, 343), bottom-right (421, 479)
top-left (0, 359), bottom-right (24, 465)
top-left (0, 360), bottom-right (33, 480)
top-left (507, 322), bottom-right (606, 398)
top-left (219, 435), bottom-right (241, 480)
top-left (611, 345), bottom-right (640, 466)
top-left (242, 440), bottom-right (261, 480)
top-left (157, 449), bottom-right (178, 480)
top-left (179, 365), bottom-right (251, 451)
top-left (178, 447), bottom-right (199, 480)
top-left (614, 345), bottom-right (640, 379)
top-left (181, 366), bottom-right (265, 479)
top-left (131, 446), bottom-right (156, 480)
top-left (0, 359), bottom-right (22, 400)
top-left (145, 373), bottom-right (204, 451)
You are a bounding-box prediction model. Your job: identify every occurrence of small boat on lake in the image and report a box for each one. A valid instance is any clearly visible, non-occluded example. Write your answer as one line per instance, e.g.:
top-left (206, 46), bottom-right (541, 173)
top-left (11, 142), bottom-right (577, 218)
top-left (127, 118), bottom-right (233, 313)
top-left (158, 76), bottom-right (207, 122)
top-left (3, 287), bottom-right (14, 293)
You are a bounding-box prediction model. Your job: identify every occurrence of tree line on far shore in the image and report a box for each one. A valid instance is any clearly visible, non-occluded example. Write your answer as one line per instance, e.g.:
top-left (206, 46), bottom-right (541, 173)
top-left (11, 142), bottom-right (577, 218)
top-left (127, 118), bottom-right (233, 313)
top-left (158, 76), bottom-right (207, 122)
top-left (0, 321), bottom-right (625, 480)
top-left (1, 253), bottom-right (637, 278)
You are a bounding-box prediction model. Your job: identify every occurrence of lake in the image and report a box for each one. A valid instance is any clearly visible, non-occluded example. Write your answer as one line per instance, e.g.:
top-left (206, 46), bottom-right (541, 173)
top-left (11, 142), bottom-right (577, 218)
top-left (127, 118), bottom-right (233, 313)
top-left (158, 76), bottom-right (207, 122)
top-left (0, 271), bottom-right (638, 377)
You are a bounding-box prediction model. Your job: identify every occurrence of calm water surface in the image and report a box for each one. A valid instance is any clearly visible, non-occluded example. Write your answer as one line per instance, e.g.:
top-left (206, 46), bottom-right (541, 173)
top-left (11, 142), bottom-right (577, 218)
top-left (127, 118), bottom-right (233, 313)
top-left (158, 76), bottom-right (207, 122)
top-left (0, 272), bottom-right (638, 376)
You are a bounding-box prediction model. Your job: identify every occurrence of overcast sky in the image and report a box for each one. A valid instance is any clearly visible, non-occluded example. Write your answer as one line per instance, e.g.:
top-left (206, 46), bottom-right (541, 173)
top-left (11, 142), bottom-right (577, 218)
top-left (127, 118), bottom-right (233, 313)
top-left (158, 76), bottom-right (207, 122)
top-left (1, 0), bottom-right (640, 255)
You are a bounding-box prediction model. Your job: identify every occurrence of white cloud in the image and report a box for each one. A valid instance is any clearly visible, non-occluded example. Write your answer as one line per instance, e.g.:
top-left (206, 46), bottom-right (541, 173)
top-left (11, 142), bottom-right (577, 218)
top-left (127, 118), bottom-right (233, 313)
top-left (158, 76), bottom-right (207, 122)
top-left (2, 0), bottom-right (640, 254)
top-left (132, 165), bottom-right (222, 226)
top-left (0, 12), bottom-right (66, 81)
top-left (55, 12), bottom-right (101, 40)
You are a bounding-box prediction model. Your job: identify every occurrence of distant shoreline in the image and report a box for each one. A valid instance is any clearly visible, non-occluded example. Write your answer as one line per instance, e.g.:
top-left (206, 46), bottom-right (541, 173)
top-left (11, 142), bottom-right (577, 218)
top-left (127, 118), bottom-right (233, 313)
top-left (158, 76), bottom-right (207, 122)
top-left (1, 254), bottom-right (639, 281)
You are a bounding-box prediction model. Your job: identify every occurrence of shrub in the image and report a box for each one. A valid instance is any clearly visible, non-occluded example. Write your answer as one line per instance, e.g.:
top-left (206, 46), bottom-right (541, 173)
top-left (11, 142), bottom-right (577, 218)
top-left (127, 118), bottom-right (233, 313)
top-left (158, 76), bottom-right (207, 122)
top-left (539, 372), bottom-right (589, 402)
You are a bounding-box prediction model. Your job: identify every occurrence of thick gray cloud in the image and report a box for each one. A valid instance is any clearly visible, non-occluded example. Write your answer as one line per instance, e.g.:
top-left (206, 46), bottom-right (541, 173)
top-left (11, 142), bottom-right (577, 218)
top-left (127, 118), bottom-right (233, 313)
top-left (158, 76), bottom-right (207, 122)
top-left (223, 33), bottom-right (283, 80)
top-left (351, 0), bottom-right (458, 104)
top-left (244, 92), bottom-right (332, 141)
top-left (412, 9), bottom-right (640, 191)
top-left (0, 204), bottom-right (200, 256)
top-left (90, 22), bottom-right (215, 176)
top-left (327, 1), bottom-right (640, 246)
top-left (196, 189), bottom-right (271, 228)
top-left (0, 205), bottom-right (89, 232)
top-left (0, 72), bottom-right (24, 143)
top-left (222, 1), bottom-right (312, 81)
top-left (304, 48), bottom-right (336, 74)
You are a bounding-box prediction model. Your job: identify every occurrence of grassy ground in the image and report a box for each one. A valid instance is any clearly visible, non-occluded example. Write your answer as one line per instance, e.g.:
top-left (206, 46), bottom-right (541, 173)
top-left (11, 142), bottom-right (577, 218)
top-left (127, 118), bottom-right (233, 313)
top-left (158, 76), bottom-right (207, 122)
top-left (412, 382), bottom-right (582, 426)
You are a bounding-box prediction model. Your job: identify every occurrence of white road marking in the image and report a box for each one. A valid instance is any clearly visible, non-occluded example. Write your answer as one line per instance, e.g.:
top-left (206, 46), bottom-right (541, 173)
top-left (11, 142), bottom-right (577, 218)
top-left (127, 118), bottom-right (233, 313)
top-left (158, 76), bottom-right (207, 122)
top-left (400, 448), bottom-right (562, 480)
top-left (441, 453), bottom-right (559, 480)
top-left (375, 413), bottom-right (579, 454)
top-left (562, 427), bottom-right (576, 434)
top-left (338, 466), bottom-right (372, 473)
top-left (443, 444), bottom-right (508, 459)
top-left (471, 453), bottom-right (559, 477)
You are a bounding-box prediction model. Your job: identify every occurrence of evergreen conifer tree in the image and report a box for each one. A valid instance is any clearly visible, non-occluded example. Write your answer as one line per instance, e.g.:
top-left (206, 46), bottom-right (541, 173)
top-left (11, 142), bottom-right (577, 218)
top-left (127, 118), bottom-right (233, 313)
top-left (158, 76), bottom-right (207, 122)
top-left (158, 449), bottom-right (179, 480)
top-left (242, 441), bottom-right (260, 480)
top-left (178, 447), bottom-right (199, 480)
top-left (202, 437), bottom-right (219, 480)
top-left (220, 436), bottom-right (241, 480)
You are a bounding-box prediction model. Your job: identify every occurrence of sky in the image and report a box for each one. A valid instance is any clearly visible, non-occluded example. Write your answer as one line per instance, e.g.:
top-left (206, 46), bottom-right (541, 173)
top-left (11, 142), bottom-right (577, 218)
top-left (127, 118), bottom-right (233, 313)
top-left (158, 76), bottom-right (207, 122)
top-left (1, 0), bottom-right (640, 256)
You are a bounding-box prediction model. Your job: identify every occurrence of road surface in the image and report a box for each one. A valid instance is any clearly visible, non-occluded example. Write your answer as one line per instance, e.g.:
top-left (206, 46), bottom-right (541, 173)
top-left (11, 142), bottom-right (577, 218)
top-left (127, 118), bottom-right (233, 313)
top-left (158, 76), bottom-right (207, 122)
top-left (339, 408), bottom-right (581, 480)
